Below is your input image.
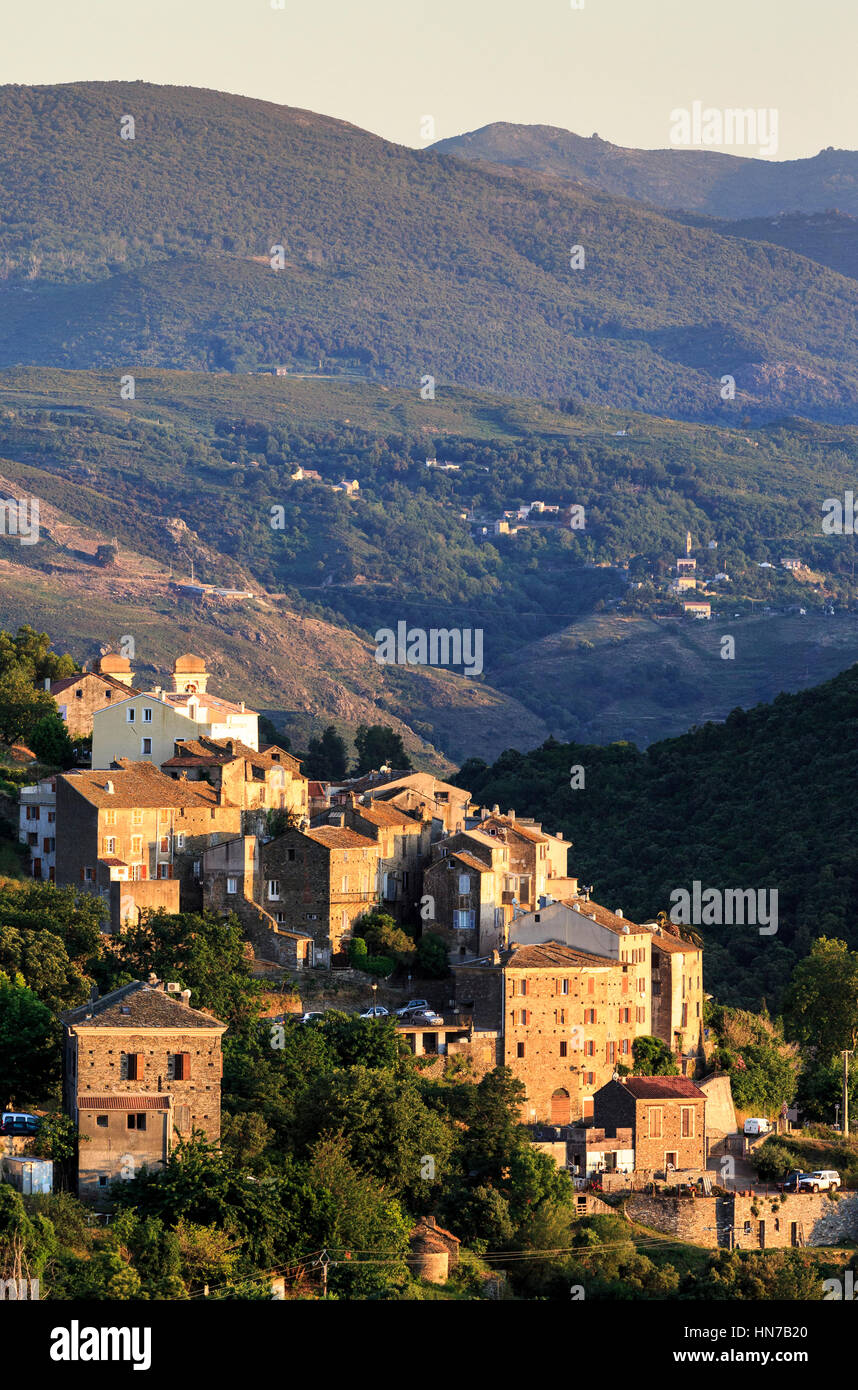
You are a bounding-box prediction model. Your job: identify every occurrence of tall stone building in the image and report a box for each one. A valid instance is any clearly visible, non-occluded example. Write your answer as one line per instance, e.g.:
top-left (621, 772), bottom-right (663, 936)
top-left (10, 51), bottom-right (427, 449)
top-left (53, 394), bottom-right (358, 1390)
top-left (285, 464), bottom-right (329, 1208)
top-left (454, 940), bottom-right (640, 1124)
top-left (260, 825), bottom-right (382, 964)
top-left (61, 979), bottom-right (227, 1199)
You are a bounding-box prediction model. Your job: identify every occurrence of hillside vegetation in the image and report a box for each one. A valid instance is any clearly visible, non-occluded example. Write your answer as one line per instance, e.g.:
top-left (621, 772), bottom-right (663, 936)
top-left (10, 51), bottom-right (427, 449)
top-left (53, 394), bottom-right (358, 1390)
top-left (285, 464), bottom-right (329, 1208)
top-left (3, 85), bottom-right (858, 421)
top-left (455, 662), bottom-right (858, 1008)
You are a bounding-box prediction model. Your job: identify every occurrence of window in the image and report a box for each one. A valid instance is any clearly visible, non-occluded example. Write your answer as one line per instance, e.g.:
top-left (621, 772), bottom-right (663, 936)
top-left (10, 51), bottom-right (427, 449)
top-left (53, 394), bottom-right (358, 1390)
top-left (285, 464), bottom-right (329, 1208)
top-left (83, 867), bottom-right (95, 882)
top-left (131, 809), bottom-right (143, 826)
top-left (193, 861), bottom-right (201, 878)
top-left (121, 1052), bottom-right (143, 1080)
top-left (559, 1041), bottom-right (568, 1057)
top-left (141, 738), bottom-right (152, 755)
top-left (27, 832), bottom-right (37, 847)
top-left (606, 1041), bottom-right (616, 1064)
top-left (25, 806), bottom-right (39, 820)
top-left (647, 1107), bottom-right (663, 1139)
top-left (587, 977), bottom-right (594, 995)
top-left (98, 1176), bottom-right (108, 1188)
top-left (619, 1007), bottom-right (630, 1023)
top-left (127, 1113), bottom-right (147, 1131)
top-left (555, 1008), bottom-right (567, 1025)
top-left (104, 837), bottom-right (116, 854)
top-left (158, 864), bottom-right (170, 879)
top-left (96, 1114), bottom-right (108, 1128)
top-left (453, 909), bottom-right (475, 930)
top-left (341, 875), bottom-right (349, 893)
top-left (584, 1008), bottom-right (596, 1024)
top-left (104, 809), bottom-right (116, 827)
top-left (143, 707), bottom-right (153, 723)
top-left (287, 847), bottom-right (295, 861)
top-left (519, 1009), bottom-right (528, 1025)
top-left (561, 978), bottom-right (569, 995)
top-left (226, 876), bottom-right (238, 895)
top-left (584, 1041), bottom-right (594, 1057)
top-left (131, 836), bottom-right (143, 854)
top-left (126, 708), bottom-right (136, 722)
top-left (584, 1072), bottom-right (595, 1086)
top-left (520, 979), bottom-right (528, 996)
top-left (458, 873), bottom-right (470, 894)
top-left (681, 1106), bottom-right (695, 1138)
top-left (167, 1053), bottom-right (191, 1081)
top-left (621, 1038), bottom-right (630, 1055)
top-left (516, 1042), bottom-right (525, 1058)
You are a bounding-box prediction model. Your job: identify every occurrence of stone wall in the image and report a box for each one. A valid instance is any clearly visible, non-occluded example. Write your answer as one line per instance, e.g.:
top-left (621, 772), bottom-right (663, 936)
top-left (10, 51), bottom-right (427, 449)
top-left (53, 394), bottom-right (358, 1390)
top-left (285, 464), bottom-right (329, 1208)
top-left (626, 1191), bottom-right (858, 1249)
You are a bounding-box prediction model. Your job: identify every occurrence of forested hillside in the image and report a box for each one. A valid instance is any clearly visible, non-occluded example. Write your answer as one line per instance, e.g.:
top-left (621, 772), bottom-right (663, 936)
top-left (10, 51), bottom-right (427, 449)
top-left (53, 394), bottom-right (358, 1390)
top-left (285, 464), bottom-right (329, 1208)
top-left (3, 85), bottom-right (858, 420)
top-left (455, 663), bottom-right (858, 1009)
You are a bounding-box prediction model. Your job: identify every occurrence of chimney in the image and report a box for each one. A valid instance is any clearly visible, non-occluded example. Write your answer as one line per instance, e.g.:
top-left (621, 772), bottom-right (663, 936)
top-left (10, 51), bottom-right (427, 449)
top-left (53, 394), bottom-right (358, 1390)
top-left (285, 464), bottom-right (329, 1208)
top-left (180, 989), bottom-right (192, 1006)
top-left (492, 804), bottom-right (500, 815)
top-left (508, 809), bottom-right (515, 821)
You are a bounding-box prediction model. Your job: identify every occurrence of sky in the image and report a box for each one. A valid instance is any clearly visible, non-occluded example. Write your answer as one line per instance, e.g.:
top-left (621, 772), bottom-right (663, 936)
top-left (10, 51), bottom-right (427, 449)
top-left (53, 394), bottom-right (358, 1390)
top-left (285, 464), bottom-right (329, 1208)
top-left (1, 0), bottom-right (855, 160)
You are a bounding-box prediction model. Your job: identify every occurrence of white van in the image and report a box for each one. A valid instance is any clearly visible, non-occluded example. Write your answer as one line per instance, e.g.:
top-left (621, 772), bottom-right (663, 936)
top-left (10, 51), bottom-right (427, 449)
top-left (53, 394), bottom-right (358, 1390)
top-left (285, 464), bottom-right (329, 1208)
top-left (743, 1117), bottom-right (772, 1136)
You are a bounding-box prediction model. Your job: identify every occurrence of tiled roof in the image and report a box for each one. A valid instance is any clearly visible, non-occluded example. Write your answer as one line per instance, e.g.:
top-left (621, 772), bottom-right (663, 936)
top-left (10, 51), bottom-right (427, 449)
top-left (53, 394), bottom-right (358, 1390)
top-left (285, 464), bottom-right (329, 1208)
top-left (504, 941), bottom-right (622, 970)
top-left (62, 763), bottom-right (225, 810)
top-left (157, 691), bottom-right (257, 717)
top-left (303, 826), bottom-right (378, 850)
top-left (426, 849), bottom-right (490, 874)
top-left (77, 1094), bottom-right (173, 1111)
top-left (620, 1077), bottom-right (706, 1101)
top-left (353, 801), bottom-right (420, 828)
top-left (652, 932), bottom-right (701, 955)
top-left (555, 895), bottom-right (650, 935)
top-left (308, 781), bottom-right (329, 797)
top-left (162, 736), bottom-right (298, 775)
top-left (51, 672), bottom-right (140, 698)
top-left (61, 980), bottom-right (226, 1030)
top-left (479, 814), bottom-right (554, 844)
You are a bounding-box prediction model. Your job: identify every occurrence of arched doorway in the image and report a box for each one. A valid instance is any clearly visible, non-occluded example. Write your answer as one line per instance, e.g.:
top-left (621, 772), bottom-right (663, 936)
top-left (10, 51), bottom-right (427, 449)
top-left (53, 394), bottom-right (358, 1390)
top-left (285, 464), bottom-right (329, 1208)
top-left (550, 1088), bottom-right (571, 1125)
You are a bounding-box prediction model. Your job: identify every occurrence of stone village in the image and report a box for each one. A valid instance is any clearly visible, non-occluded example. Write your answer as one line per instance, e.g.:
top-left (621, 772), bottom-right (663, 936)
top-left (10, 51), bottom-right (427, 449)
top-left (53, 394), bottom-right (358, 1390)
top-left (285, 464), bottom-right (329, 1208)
top-left (8, 650), bottom-right (858, 1264)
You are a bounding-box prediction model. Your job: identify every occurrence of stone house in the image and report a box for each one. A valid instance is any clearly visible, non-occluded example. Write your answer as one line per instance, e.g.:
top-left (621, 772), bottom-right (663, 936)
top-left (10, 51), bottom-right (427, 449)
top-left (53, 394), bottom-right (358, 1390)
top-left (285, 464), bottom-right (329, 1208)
top-left (259, 825), bottom-right (382, 963)
top-left (593, 1076), bottom-right (707, 1174)
top-left (568, 1125), bottom-right (635, 1180)
top-left (469, 810), bottom-right (571, 911)
top-left (510, 897), bottom-right (654, 1040)
top-left (161, 736), bottom-right (308, 834)
top-left (650, 928), bottom-right (705, 1073)
top-left (202, 834), bottom-right (314, 969)
top-left (55, 762), bottom-right (241, 930)
top-left (335, 794), bottom-right (431, 921)
top-left (18, 776), bottom-right (56, 881)
top-left (423, 830), bottom-right (511, 957)
top-left (454, 940), bottom-right (639, 1123)
top-left (60, 979), bottom-right (226, 1199)
top-left (92, 655), bottom-right (259, 769)
top-left (355, 772), bottom-right (472, 838)
top-left (51, 653), bottom-right (139, 740)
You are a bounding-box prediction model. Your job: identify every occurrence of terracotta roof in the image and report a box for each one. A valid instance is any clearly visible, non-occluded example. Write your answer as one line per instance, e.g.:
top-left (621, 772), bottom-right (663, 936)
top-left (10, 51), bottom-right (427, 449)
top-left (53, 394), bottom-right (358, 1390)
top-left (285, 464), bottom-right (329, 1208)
top-left (308, 781), bottom-right (328, 797)
top-left (61, 980), bottom-right (226, 1031)
top-left (504, 941), bottom-right (622, 970)
top-left (479, 814), bottom-right (554, 844)
top-left (620, 1077), bottom-right (706, 1101)
top-left (61, 763), bottom-right (225, 810)
top-left (162, 736), bottom-right (298, 774)
top-left (652, 933), bottom-right (701, 955)
top-left (157, 691), bottom-right (257, 717)
top-left (353, 802), bottom-right (419, 829)
top-left (303, 826), bottom-right (378, 850)
top-left (51, 672), bottom-right (140, 698)
top-left (77, 1094), bottom-right (172, 1111)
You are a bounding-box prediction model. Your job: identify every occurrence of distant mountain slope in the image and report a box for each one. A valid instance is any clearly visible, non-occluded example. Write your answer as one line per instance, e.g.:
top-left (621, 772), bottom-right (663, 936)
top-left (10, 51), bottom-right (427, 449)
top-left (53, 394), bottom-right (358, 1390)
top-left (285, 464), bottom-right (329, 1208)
top-left (4, 84), bottom-right (858, 421)
top-left (433, 123), bottom-right (858, 219)
top-left (454, 662), bottom-right (858, 1010)
top-left (5, 368), bottom-right (858, 756)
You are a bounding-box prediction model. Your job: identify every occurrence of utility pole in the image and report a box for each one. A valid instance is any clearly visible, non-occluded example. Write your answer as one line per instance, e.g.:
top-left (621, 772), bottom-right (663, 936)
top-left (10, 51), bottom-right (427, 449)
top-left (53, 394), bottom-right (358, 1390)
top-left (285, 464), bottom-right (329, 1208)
top-left (843, 1051), bottom-right (852, 1136)
top-left (320, 1249), bottom-right (329, 1300)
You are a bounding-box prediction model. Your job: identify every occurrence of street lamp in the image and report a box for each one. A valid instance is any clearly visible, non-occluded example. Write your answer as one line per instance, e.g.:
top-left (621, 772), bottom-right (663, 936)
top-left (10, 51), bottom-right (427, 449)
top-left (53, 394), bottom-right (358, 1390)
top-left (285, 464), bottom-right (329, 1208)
top-left (371, 980), bottom-right (378, 1015)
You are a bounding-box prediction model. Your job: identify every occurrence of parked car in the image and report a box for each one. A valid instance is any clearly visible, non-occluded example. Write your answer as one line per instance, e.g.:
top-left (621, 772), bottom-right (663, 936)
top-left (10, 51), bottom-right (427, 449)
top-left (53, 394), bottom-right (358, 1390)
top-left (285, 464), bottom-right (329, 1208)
top-left (396, 999), bottom-right (430, 1017)
top-left (0, 1112), bottom-right (41, 1136)
top-left (743, 1117), bottom-right (772, 1136)
top-left (410, 1009), bottom-right (443, 1025)
top-left (780, 1171), bottom-right (810, 1193)
top-left (301, 1012), bottom-right (324, 1024)
top-left (359, 1005), bottom-right (389, 1019)
top-left (798, 1170), bottom-right (841, 1193)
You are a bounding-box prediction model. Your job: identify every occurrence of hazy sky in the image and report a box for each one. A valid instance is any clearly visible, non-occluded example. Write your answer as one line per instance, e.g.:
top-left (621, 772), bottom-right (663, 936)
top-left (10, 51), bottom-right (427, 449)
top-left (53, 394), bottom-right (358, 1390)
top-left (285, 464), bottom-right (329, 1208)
top-left (2, 0), bottom-right (855, 160)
